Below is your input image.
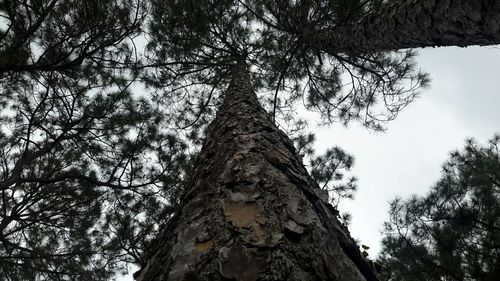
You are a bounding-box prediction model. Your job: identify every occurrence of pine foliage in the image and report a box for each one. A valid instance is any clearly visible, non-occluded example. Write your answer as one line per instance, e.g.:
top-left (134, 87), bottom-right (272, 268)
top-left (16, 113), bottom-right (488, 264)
top-left (378, 136), bottom-right (500, 281)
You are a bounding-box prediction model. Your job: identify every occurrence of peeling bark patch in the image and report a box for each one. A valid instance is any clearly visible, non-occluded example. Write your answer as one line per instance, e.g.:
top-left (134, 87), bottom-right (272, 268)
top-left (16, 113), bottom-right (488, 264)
top-left (283, 220), bottom-right (305, 242)
top-left (218, 243), bottom-right (265, 281)
top-left (284, 220), bottom-right (304, 235)
top-left (286, 196), bottom-right (314, 226)
top-left (223, 200), bottom-right (267, 228)
top-left (195, 239), bottom-right (213, 253)
top-left (167, 221), bottom-right (208, 280)
top-left (229, 190), bottom-right (261, 202)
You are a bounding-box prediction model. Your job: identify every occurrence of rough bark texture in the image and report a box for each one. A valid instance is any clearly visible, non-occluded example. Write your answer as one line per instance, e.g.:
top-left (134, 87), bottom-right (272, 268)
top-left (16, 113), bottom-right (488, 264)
top-left (134, 61), bottom-right (379, 281)
top-left (305, 0), bottom-right (500, 54)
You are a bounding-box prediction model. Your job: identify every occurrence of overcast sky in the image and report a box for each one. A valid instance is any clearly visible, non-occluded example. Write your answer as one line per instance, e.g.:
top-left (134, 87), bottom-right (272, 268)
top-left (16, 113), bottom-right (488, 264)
top-left (313, 45), bottom-right (500, 257)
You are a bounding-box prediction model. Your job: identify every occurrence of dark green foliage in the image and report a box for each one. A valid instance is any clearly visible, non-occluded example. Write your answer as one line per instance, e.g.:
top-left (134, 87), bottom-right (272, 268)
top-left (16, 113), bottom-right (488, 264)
top-left (0, 71), bottom-right (189, 280)
top-left (310, 146), bottom-right (357, 206)
top-left (0, 1), bottom-right (190, 280)
top-left (144, 0), bottom-right (251, 143)
top-left (244, 0), bottom-right (429, 129)
top-left (286, 119), bottom-right (357, 207)
top-left (0, 0), bottom-right (144, 74)
top-left (377, 136), bottom-right (500, 281)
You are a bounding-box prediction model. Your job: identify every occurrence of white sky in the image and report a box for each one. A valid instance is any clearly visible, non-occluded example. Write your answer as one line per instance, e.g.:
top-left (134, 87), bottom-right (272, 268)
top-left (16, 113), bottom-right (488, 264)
top-left (315, 45), bottom-right (500, 257)
top-left (118, 46), bottom-right (500, 280)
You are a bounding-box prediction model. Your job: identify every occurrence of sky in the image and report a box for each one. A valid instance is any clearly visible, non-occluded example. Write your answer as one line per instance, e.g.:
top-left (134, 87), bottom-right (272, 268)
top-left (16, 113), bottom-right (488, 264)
top-left (313, 45), bottom-right (500, 257)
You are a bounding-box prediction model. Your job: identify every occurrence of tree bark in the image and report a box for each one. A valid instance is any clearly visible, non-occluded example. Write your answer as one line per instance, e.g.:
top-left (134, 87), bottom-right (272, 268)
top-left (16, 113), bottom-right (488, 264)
top-left (304, 0), bottom-right (500, 54)
top-left (134, 60), bottom-right (379, 281)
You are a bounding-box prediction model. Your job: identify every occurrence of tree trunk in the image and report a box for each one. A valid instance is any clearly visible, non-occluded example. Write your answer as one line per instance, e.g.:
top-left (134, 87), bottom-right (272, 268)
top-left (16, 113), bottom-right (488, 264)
top-left (134, 60), bottom-right (379, 281)
top-left (304, 0), bottom-right (500, 54)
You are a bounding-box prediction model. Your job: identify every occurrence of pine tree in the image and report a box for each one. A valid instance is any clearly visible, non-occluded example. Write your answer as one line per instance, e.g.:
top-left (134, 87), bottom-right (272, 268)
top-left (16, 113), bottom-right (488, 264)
top-left (134, 59), bottom-right (377, 280)
top-left (377, 136), bottom-right (500, 281)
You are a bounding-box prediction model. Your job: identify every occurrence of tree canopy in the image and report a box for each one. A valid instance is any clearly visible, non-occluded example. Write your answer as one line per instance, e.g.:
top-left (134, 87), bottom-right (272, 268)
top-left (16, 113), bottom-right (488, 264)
top-left (147, 0), bottom-right (429, 130)
top-left (378, 136), bottom-right (500, 281)
top-left (1, 0), bottom-right (498, 279)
